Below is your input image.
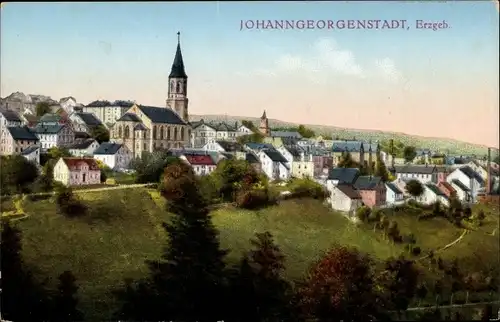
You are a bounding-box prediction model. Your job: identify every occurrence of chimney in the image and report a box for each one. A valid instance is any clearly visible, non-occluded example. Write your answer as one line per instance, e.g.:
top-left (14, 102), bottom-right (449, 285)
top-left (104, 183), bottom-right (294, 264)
top-left (487, 147), bottom-right (491, 194)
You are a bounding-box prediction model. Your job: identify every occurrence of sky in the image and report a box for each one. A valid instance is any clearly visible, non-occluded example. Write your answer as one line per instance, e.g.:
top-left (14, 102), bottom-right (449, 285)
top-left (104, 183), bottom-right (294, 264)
top-left (1, 2), bottom-right (499, 147)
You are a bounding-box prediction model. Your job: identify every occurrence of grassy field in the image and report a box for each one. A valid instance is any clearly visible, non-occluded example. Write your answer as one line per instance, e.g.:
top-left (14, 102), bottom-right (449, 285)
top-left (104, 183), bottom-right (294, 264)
top-left (8, 189), bottom-right (500, 320)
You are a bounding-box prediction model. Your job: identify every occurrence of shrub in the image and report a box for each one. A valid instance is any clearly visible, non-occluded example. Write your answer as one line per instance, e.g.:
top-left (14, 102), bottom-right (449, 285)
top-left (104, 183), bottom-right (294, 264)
top-left (412, 246), bottom-right (422, 256)
top-left (55, 186), bottom-right (87, 217)
top-left (477, 210), bottom-right (486, 220)
top-left (355, 206), bottom-right (371, 222)
top-left (417, 213), bottom-right (436, 221)
top-left (235, 188), bottom-right (276, 210)
top-left (367, 209), bottom-right (381, 222)
top-left (100, 171), bottom-right (107, 183)
top-left (287, 178), bottom-right (328, 200)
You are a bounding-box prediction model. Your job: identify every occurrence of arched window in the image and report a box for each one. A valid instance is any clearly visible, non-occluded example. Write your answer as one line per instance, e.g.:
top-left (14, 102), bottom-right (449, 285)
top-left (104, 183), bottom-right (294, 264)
top-left (176, 82), bottom-right (181, 93)
top-left (153, 125), bottom-right (157, 139)
top-left (167, 127), bottom-right (171, 140)
top-left (180, 128), bottom-right (185, 140)
top-left (170, 80), bottom-right (174, 93)
top-left (143, 131), bottom-right (147, 139)
top-left (174, 128), bottom-right (178, 141)
top-left (124, 126), bottom-right (130, 139)
top-left (160, 126), bottom-right (164, 139)
top-left (118, 126), bottom-right (122, 138)
top-left (188, 129), bottom-right (191, 138)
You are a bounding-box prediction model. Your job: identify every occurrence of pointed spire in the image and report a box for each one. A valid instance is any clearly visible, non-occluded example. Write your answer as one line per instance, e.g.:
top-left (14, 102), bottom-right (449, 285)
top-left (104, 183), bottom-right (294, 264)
top-left (169, 31), bottom-right (188, 79)
top-left (261, 110), bottom-right (267, 119)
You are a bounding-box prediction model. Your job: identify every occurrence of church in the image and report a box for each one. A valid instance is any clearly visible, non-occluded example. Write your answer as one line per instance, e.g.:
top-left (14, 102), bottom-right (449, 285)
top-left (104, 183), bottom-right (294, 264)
top-left (110, 32), bottom-right (191, 157)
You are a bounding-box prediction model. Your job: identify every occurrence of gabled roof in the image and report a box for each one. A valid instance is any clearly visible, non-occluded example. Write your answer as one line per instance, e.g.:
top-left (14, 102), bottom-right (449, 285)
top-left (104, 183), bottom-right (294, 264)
top-left (459, 166), bottom-right (484, 184)
top-left (327, 167), bottom-right (360, 184)
top-left (332, 141), bottom-right (364, 153)
top-left (75, 131), bottom-right (91, 139)
top-left (336, 184), bottom-right (361, 199)
top-left (451, 179), bottom-right (470, 192)
top-left (85, 100), bottom-right (134, 108)
top-left (0, 108), bottom-right (21, 122)
top-left (93, 142), bottom-right (122, 155)
top-left (438, 181), bottom-right (456, 194)
top-left (137, 105), bottom-right (186, 125)
top-left (7, 126), bottom-right (39, 141)
top-left (395, 164), bottom-right (437, 175)
top-left (68, 139), bottom-right (97, 150)
top-left (386, 182), bottom-right (403, 194)
top-left (216, 140), bottom-right (245, 152)
top-left (184, 155), bottom-right (215, 166)
top-left (425, 183), bottom-right (446, 196)
top-left (245, 152), bottom-right (260, 164)
top-left (262, 150), bottom-right (288, 163)
top-left (354, 176), bottom-right (382, 190)
top-left (270, 131), bottom-right (302, 139)
top-left (281, 137), bottom-right (300, 146)
top-left (39, 113), bottom-right (63, 124)
top-left (209, 122), bottom-right (237, 132)
top-left (75, 112), bottom-right (102, 126)
top-left (117, 113), bottom-right (142, 122)
top-left (61, 157), bottom-right (99, 171)
top-left (34, 124), bottom-right (65, 134)
top-left (21, 145), bottom-right (40, 155)
top-left (245, 142), bottom-right (274, 150)
top-left (282, 146), bottom-right (302, 157)
top-left (134, 123), bottom-right (148, 131)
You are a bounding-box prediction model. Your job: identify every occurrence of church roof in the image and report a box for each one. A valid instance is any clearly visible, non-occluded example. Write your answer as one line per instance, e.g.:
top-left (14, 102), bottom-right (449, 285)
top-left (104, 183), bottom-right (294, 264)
top-left (169, 33), bottom-right (187, 79)
top-left (117, 113), bottom-right (142, 122)
top-left (137, 105), bottom-right (187, 125)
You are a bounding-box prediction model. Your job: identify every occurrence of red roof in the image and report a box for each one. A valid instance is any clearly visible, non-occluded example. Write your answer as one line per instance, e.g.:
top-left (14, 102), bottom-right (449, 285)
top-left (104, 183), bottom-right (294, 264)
top-left (62, 157), bottom-right (100, 171)
top-left (184, 155), bottom-right (215, 166)
top-left (438, 181), bottom-right (456, 194)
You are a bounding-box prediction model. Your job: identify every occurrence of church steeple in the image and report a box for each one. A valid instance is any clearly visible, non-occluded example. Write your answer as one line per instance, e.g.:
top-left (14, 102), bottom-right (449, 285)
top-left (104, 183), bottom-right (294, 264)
top-left (259, 110), bottom-right (270, 136)
top-left (169, 32), bottom-right (188, 79)
top-left (167, 31), bottom-right (189, 122)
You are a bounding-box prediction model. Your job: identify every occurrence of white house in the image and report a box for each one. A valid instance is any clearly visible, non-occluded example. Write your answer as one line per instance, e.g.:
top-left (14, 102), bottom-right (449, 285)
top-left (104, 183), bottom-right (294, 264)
top-left (418, 183), bottom-right (450, 207)
top-left (394, 164), bottom-right (438, 184)
top-left (59, 97), bottom-right (78, 114)
top-left (180, 154), bottom-right (217, 176)
top-left (82, 100), bottom-right (134, 126)
top-left (93, 142), bottom-right (132, 170)
top-left (20, 145), bottom-right (40, 165)
top-left (53, 157), bottom-right (101, 186)
top-left (68, 139), bottom-right (100, 157)
top-left (325, 168), bottom-right (360, 194)
top-left (237, 124), bottom-right (254, 135)
top-left (257, 149), bottom-right (290, 181)
top-left (202, 140), bottom-right (246, 154)
top-left (385, 182), bottom-right (404, 205)
top-left (33, 124), bottom-right (74, 152)
top-left (329, 184), bottom-right (363, 214)
top-left (446, 166), bottom-right (484, 203)
top-left (0, 108), bottom-right (22, 128)
top-left (191, 120), bottom-right (246, 148)
top-left (69, 112), bottom-right (104, 134)
top-left (466, 160), bottom-right (500, 191)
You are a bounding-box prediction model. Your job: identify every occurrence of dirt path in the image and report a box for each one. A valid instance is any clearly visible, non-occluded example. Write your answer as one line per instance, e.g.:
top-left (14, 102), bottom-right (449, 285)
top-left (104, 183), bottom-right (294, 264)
top-left (417, 229), bottom-right (469, 262)
top-left (403, 300), bottom-right (500, 312)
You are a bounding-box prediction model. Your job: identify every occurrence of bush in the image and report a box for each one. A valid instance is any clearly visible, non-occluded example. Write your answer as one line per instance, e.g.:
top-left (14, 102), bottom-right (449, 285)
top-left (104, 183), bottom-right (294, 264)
top-left (367, 209), bottom-right (381, 222)
top-left (100, 171), bottom-right (107, 183)
top-left (412, 246), bottom-right (422, 256)
top-left (477, 210), bottom-right (486, 220)
top-left (55, 186), bottom-right (87, 217)
top-left (417, 213), bottom-right (436, 221)
top-left (355, 206), bottom-right (371, 222)
top-left (235, 188), bottom-right (277, 210)
top-left (287, 178), bottom-right (328, 200)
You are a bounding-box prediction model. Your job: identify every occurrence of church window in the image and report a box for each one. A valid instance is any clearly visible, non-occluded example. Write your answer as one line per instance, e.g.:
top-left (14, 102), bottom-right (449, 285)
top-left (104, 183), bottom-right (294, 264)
top-left (180, 128), bottom-right (184, 140)
top-left (153, 126), bottom-right (157, 139)
top-left (176, 82), bottom-right (181, 93)
top-left (174, 128), bottom-right (178, 140)
top-left (118, 126), bottom-right (122, 137)
top-left (160, 126), bottom-right (164, 139)
top-left (167, 127), bottom-right (171, 140)
top-left (144, 143), bottom-right (147, 150)
top-left (143, 131), bottom-right (147, 139)
top-left (124, 126), bottom-right (130, 139)
top-left (170, 80), bottom-right (174, 93)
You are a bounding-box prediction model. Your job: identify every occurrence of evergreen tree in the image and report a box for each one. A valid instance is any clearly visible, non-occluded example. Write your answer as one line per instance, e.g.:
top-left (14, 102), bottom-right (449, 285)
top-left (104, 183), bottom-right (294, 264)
top-left (52, 270), bottom-right (84, 321)
top-left (229, 232), bottom-right (293, 321)
top-left (115, 162), bottom-right (229, 321)
top-left (374, 153), bottom-right (389, 182)
top-left (1, 220), bottom-right (51, 321)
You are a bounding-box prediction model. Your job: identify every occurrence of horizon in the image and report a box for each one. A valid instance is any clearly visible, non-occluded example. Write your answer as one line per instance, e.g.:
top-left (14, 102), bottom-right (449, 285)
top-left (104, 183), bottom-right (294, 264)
top-left (1, 2), bottom-right (498, 147)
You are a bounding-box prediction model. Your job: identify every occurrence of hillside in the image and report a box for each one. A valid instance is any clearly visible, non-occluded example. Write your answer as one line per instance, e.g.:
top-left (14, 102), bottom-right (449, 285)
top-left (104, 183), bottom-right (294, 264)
top-left (192, 114), bottom-right (497, 157)
top-left (2, 188), bottom-right (498, 320)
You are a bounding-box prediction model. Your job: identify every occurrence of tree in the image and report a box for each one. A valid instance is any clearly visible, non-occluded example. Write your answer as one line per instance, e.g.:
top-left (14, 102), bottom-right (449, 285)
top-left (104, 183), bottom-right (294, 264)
top-left (130, 151), bottom-right (180, 183)
top-left (35, 101), bottom-right (51, 116)
top-left (55, 186), bottom-right (86, 217)
top-left (1, 220), bottom-right (51, 321)
top-left (337, 152), bottom-right (358, 168)
top-left (406, 179), bottom-right (424, 198)
top-left (51, 270), bottom-right (84, 321)
top-left (297, 124), bottom-right (315, 138)
top-left (91, 125), bottom-right (110, 144)
top-left (0, 155), bottom-right (39, 194)
top-left (241, 120), bottom-right (257, 131)
top-left (211, 159), bottom-right (261, 201)
top-left (237, 132), bottom-right (264, 144)
top-left (114, 162), bottom-right (229, 321)
top-left (298, 246), bottom-right (387, 321)
top-left (403, 146), bottom-right (417, 163)
top-left (374, 153), bottom-right (389, 182)
top-left (228, 232), bottom-right (292, 321)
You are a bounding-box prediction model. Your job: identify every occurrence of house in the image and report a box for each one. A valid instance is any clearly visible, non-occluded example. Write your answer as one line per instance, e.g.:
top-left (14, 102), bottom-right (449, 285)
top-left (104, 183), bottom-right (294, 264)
top-left (264, 136), bottom-right (300, 148)
top-left (394, 164), bottom-right (438, 184)
top-left (385, 182), bottom-right (404, 205)
top-left (329, 184), bottom-right (363, 214)
top-left (257, 149), bottom-right (290, 181)
top-left (446, 166), bottom-right (484, 203)
top-left (53, 157), bottom-right (101, 186)
top-left (68, 139), bottom-right (100, 157)
top-left (21, 145), bottom-right (41, 165)
top-left (244, 142), bottom-right (275, 153)
top-left (93, 142), bottom-right (132, 170)
top-left (437, 181), bottom-right (457, 199)
top-left (59, 96), bottom-right (79, 114)
top-left (69, 112), bottom-right (104, 134)
top-left (180, 154), bottom-right (217, 176)
top-left (353, 175), bottom-right (386, 208)
top-left (0, 108), bottom-right (22, 127)
top-left (1, 126), bottom-right (39, 156)
top-left (203, 140), bottom-right (246, 158)
top-left (326, 168), bottom-right (360, 188)
top-left (311, 153), bottom-right (334, 177)
top-left (466, 160), bottom-right (500, 191)
top-left (190, 119), bottom-right (244, 148)
top-left (331, 141), bottom-right (364, 165)
top-left (418, 183), bottom-right (450, 207)
top-left (82, 100), bottom-right (135, 126)
top-left (291, 152), bottom-right (315, 179)
top-left (33, 123), bottom-right (75, 152)
top-left (237, 124), bottom-right (254, 135)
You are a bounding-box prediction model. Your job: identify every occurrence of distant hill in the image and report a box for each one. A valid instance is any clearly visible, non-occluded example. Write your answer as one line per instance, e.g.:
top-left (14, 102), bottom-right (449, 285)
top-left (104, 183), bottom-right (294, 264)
top-left (192, 114), bottom-right (498, 157)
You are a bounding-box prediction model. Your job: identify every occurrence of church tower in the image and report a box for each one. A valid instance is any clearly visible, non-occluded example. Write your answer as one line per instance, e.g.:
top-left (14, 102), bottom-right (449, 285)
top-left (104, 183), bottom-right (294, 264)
top-left (166, 32), bottom-right (189, 122)
top-left (259, 110), bottom-right (270, 136)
